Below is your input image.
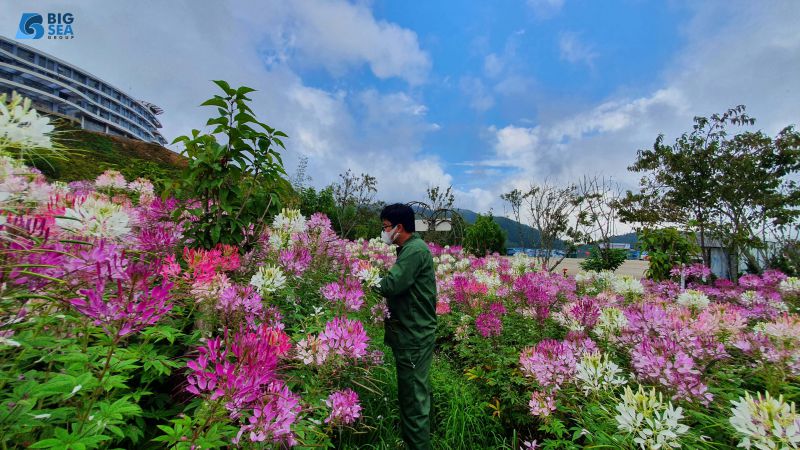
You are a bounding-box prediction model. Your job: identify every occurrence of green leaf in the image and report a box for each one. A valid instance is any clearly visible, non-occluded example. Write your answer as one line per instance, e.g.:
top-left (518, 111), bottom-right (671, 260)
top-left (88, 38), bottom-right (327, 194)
top-left (236, 86), bottom-right (257, 95)
top-left (200, 96), bottom-right (228, 109)
top-left (212, 79), bottom-right (234, 95)
top-left (29, 439), bottom-right (63, 448)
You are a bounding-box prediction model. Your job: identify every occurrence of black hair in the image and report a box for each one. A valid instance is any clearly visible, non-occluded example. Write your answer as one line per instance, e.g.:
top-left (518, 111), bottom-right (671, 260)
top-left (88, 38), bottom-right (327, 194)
top-left (380, 203), bottom-right (415, 233)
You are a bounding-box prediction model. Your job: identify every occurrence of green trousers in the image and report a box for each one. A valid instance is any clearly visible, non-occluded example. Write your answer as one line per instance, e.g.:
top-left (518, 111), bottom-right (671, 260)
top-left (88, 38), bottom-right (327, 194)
top-left (393, 344), bottom-right (434, 450)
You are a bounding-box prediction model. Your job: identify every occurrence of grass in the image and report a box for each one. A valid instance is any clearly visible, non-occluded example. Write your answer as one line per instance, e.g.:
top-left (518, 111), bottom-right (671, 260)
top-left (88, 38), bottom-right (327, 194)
top-left (337, 349), bottom-right (513, 449)
top-left (26, 124), bottom-right (186, 190)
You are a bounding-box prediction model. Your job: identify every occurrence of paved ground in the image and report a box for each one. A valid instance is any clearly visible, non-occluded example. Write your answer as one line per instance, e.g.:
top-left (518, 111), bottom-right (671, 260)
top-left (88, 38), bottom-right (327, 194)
top-left (529, 257), bottom-right (650, 279)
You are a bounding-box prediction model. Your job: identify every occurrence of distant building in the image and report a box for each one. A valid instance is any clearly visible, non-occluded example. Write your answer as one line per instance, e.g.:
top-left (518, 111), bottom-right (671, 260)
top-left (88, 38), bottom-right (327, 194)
top-left (699, 237), bottom-right (779, 279)
top-left (598, 242), bottom-right (631, 250)
top-left (0, 35), bottom-right (166, 145)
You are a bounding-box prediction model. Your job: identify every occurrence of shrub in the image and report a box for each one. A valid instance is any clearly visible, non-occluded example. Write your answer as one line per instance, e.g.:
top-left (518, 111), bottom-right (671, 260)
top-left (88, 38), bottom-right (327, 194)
top-left (173, 80), bottom-right (290, 249)
top-left (464, 213), bottom-right (506, 256)
top-left (580, 247), bottom-right (628, 271)
top-left (638, 227), bottom-right (698, 280)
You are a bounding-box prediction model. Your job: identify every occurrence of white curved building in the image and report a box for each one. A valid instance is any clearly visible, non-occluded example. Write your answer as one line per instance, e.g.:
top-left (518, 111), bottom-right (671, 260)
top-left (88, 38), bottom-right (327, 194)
top-left (0, 35), bottom-right (167, 145)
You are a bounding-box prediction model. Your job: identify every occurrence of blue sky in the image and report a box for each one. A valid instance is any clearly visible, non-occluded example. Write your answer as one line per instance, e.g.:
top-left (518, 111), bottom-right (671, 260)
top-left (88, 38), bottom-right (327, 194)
top-left (2, 0), bottom-right (799, 216)
top-left (278, 0), bottom-right (691, 189)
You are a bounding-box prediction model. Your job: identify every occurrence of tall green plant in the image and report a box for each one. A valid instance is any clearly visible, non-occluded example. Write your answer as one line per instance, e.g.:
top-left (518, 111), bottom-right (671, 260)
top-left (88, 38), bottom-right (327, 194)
top-left (580, 247), bottom-right (628, 272)
top-left (173, 80), bottom-right (289, 249)
top-left (638, 227), bottom-right (698, 280)
top-left (464, 213), bottom-right (506, 256)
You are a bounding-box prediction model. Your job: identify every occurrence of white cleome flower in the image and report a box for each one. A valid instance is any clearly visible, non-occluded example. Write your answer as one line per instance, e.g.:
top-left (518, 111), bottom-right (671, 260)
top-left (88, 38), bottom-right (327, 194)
top-left (780, 277), bottom-right (800, 296)
top-left (729, 391), bottom-right (800, 450)
top-left (474, 269), bottom-right (501, 292)
top-left (355, 266), bottom-right (383, 288)
top-left (615, 385), bottom-right (689, 450)
top-left (272, 208), bottom-right (307, 234)
top-left (512, 253), bottom-right (533, 274)
top-left (553, 311), bottom-right (585, 333)
top-left (455, 258), bottom-right (472, 271)
top-left (575, 271), bottom-right (598, 285)
top-left (249, 264), bottom-right (287, 294)
top-left (0, 336), bottom-right (21, 347)
top-left (55, 197), bottom-right (131, 239)
top-left (484, 257), bottom-right (500, 271)
top-left (435, 262), bottom-right (453, 276)
top-left (575, 352), bottom-right (627, 394)
top-left (0, 93), bottom-right (54, 149)
top-left (612, 276), bottom-right (645, 297)
top-left (740, 290), bottom-right (764, 306)
top-left (594, 307), bottom-right (628, 339)
top-left (676, 289), bottom-right (710, 310)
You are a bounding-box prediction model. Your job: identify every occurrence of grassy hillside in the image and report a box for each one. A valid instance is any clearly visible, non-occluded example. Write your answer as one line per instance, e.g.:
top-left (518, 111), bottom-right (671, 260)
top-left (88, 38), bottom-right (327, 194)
top-left (29, 127), bottom-right (186, 190)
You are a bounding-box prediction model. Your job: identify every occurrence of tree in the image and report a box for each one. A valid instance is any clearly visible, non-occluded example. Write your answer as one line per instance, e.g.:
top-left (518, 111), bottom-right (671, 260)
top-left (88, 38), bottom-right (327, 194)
top-left (577, 175), bottom-right (626, 272)
top-left (411, 185), bottom-right (462, 246)
top-left (638, 228), bottom-right (698, 281)
top-left (710, 125), bottom-right (800, 277)
top-left (464, 213), bottom-right (506, 256)
top-left (332, 170), bottom-right (378, 239)
top-left (290, 155), bottom-right (312, 191)
top-left (522, 181), bottom-right (591, 271)
top-left (623, 105), bottom-right (800, 280)
top-left (297, 185), bottom-right (336, 220)
top-left (500, 188), bottom-right (526, 248)
top-left (172, 80), bottom-right (288, 249)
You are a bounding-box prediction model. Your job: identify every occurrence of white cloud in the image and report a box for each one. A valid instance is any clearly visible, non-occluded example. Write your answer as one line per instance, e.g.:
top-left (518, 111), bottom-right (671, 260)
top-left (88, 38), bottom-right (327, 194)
top-left (490, 125), bottom-right (540, 159)
top-left (484, 53), bottom-right (504, 77)
top-left (558, 32), bottom-right (598, 68)
top-left (460, 77), bottom-right (495, 112)
top-left (258, 0), bottom-right (431, 84)
top-left (527, 0), bottom-right (565, 19)
top-left (0, 0), bottom-right (444, 209)
top-left (477, 1), bottom-right (800, 218)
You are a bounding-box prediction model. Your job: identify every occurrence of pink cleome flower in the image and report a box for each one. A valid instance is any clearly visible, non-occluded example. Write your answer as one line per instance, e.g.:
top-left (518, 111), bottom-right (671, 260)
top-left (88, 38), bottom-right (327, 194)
top-left (319, 316), bottom-right (370, 360)
top-left (321, 278), bottom-right (365, 311)
top-left (325, 388), bottom-right (362, 425)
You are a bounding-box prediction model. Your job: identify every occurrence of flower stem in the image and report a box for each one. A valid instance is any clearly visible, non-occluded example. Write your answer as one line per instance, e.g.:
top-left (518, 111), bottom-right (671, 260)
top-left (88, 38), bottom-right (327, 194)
top-left (77, 335), bottom-right (119, 434)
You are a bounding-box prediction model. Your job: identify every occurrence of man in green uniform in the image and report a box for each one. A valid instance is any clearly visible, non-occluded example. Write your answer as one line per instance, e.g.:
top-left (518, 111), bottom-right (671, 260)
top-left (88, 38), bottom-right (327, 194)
top-left (377, 203), bottom-right (437, 450)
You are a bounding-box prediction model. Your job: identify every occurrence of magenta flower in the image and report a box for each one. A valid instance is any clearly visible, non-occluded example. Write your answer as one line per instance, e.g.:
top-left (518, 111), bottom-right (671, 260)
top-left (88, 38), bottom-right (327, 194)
top-left (186, 324), bottom-right (290, 414)
top-left (568, 297), bottom-right (601, 329)
top-left (670, 263), bottom-right (712, 280)
top-left (631, 336), bottom-right (712, 404)
top-left (512, 272), bottom-right (574, 321)
top-left (182, 244), bottom-right (240, 283)
top-left (158, 254), bottom-right (181, 280)
top-left (452, 275), bottom-right (488, 305)
top-left (68, 261), bottom-right (173, 337)
top-left (325, 388), bottom-right (362, 425)
top-left (279, 247), bottom-right (312, 276)
top-left (233, 381), bottom-right (301, 446)
top-left (489, 302), bottom-right (507, 316)
top-left (307, 212), bottom-right (333, 231)
top-left (370, 300), bottom-right (391, 323)
top-left (319, 316), bottom-right (370, 360)
top-left (435, 299), bottom-right (451, 315)
top-left (528, 391), bottom-right (556, 417)
top-left (476, 312), bottom-right (503, 338)
top-left (135, 221), bottom-right (183, 255)
top-left (520, 339), bottom-right (579, 390)
top-left (321, 278), bottom-right (365, 311)
top-left (218, 285), bottom-right (264, 320)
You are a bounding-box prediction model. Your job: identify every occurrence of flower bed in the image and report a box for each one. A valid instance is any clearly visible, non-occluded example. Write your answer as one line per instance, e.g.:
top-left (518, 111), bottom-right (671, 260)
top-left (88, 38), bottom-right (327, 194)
top-left (2, 92), bottom-right (800, 449)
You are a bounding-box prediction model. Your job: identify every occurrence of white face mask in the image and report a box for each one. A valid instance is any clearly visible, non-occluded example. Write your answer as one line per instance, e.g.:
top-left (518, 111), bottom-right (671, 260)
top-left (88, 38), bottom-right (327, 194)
top-left (381, 225), bottom-right (398, 244)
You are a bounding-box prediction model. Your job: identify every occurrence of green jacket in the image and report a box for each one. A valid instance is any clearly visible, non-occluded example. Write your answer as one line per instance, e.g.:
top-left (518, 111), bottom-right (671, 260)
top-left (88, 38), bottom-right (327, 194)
top-left (378, 233), bottom-right (437, 349)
